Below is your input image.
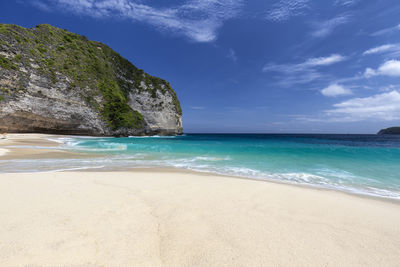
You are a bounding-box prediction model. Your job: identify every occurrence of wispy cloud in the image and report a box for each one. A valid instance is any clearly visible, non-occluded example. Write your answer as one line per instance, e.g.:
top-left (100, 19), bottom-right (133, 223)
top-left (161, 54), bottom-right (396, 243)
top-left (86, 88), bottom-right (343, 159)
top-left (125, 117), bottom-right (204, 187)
top-left (334, 0), bottom-right (360, 7)
top-left (363, 44), bottom-right (400, 57)
top-left (263, 54), bottom-right (346, 73)
top-left (364, 60), bottom-right (400, 78)
top-left (325, 91), bottom-right (400, 121)
top-left (266, 0), bottom-right (309, 22)
top-left (227, 48), bottom-right (237, 62)
top-left (25, 0), bottom-right (243, 42)
top-left (363, 44), bottom-right (397, 55)
top-left (321, 84), bottom-right (353, 97)
top-left (379, 84), bottom-right (399, 92)
top-left (263, 54), bottom-right (346, 86)
top-left (30, 0), bottom-right (52, 11)
top-left (303, 54), bottom-right (347, 66)
top-left (311, 14), bottom-right (351, 38)
top-left (370, 24), bottom-right (400, 37)
top-left (297, 90), bottom-right (400, 122)
top-left (190, 106), bottom-right (205, 110)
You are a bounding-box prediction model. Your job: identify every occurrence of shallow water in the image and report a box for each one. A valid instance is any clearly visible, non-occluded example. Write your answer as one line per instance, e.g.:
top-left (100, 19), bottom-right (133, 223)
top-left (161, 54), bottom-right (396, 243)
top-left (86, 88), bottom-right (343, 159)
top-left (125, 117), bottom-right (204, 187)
top-left (2, 134), bottom-right (400, 199)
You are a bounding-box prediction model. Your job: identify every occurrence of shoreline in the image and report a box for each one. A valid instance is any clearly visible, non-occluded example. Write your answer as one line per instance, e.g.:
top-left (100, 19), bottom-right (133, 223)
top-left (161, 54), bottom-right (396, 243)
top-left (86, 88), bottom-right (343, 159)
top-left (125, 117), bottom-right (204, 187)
top-left (117, 166), bottom-right (400, 205)
top-left (0, 133), bottom-right (95, 160)
top-left (1, 134), bottom-right (399, 265)
top-left (1, 133), bottom-right (399, 203)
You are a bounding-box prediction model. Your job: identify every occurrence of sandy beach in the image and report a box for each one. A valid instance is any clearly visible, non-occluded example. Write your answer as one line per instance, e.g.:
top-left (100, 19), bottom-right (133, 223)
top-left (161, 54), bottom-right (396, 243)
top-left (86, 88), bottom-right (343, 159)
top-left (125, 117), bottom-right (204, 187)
top-left (0, 133), bottom-right (85, 160)
top-left (0, 134), bottom-right (400, 266)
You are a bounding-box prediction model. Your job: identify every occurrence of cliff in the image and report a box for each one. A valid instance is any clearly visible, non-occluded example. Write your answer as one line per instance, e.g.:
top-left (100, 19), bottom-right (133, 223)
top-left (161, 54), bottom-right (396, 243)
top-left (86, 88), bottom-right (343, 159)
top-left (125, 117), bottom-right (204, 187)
top-left (377, 127), bottom-right (400, 135)
top-left (0, 24), bottom-right (182, 136)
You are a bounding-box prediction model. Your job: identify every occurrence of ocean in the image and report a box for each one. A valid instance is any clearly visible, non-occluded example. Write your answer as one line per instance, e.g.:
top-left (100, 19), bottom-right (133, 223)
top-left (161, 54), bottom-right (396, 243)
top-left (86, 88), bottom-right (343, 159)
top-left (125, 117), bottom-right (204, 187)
top-left (2, 134), bottom-right (400, 200)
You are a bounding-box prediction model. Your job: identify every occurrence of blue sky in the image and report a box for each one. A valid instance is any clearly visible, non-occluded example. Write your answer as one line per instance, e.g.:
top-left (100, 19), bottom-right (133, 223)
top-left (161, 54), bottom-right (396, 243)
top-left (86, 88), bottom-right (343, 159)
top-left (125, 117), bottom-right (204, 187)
top-left (1, 0), bottom-right (400, 133)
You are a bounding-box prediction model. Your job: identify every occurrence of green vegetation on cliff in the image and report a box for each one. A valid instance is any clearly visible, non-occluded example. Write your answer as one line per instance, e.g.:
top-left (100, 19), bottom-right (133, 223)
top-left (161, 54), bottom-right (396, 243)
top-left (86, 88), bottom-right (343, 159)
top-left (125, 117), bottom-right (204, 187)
top-left (0, 23), bottom-right (181, 131)
top-left (0, 55), bottom-right (17, 70)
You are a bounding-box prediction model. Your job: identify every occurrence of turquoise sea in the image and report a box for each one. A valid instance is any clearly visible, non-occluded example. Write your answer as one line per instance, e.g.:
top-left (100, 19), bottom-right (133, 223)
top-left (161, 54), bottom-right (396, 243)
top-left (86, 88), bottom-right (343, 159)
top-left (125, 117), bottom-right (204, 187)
top-left (2, 134), bottom-right (400, 200)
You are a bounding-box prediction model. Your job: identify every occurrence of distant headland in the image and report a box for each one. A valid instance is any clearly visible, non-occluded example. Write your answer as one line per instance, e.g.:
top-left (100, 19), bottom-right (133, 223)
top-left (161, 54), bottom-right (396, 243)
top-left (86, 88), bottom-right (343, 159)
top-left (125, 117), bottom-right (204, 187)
top-left (377, 127), bottom-right (400, 135)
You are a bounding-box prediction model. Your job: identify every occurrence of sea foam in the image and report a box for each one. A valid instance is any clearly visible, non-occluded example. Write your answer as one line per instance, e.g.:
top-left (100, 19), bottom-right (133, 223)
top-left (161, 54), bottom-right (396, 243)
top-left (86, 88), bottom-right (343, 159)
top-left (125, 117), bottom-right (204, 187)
top-left (2, 134), bottom-right (400, 200)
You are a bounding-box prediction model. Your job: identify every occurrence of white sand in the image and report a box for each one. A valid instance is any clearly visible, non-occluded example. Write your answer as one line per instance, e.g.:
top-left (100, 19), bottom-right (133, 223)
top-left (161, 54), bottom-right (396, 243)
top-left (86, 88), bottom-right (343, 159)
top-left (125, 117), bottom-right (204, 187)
top-left (0, 148), bottom-right (8, 156)
top-left (0, 170), bottom-right (399, 266)
top-left (0, 134), bottom-right (9, 156)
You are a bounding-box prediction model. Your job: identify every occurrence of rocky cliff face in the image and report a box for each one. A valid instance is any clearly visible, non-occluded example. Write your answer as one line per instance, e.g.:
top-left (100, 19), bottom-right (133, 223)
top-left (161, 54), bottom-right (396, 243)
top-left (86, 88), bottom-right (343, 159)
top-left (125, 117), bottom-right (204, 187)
top-left (0, 24), bottom-right (182, 136)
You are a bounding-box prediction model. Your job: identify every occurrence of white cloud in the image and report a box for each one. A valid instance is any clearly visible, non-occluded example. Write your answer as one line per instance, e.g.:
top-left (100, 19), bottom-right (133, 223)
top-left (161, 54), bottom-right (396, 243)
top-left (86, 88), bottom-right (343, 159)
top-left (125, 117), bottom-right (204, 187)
top-left (325, 91), bottom-right (400, 121)
top-left (263, 54), bottom-right (346, 73)
top-left (278, 72), bottom-right (324, 87)
top-left (311, 14), bottom-right (350, 38)
top-left (30, 0), bottom-right (52, 11)
top-left (378, 60), bottom-right (400, 76)
top-left (263, 54), bottom-right (346, 87)
top-left (26, 0), bottom-right (243, 42)
top-left (364, 60), bottom-right (400, 78)
top-left (263, 54), bottom-right (344, 82)
top-left (364, 68), bottom-right (376, 78)
top-left (334, 0), bottom-right (359, 6)
top-left (303, 54), bottom-right (346, 67)
top-left (321, 84), bottom-right (353, 97)
top-left (227, 48), bottom-right (237, 62)
top-left (363, 44), bottom-right (400, 55)
top-left (266, 0), bottom-right (309, 22)
top-left (379, 84), bottom-right (399, 92)
top-left (370, 24), bottom-right (400, 37)
top-left (190, 106), bottom-right (205, 110)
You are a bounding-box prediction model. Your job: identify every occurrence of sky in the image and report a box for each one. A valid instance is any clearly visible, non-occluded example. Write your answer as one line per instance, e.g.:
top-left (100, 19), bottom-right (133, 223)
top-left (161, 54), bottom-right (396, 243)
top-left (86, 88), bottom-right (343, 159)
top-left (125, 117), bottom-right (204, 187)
top-left (1, 0), bottom-right (400, 133)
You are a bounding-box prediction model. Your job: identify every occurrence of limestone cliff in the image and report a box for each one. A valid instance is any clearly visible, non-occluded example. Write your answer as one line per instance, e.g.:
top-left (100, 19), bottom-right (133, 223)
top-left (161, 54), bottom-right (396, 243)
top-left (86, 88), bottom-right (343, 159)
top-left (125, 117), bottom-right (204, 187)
top-left (0, 24), bottom-right (182, 136)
